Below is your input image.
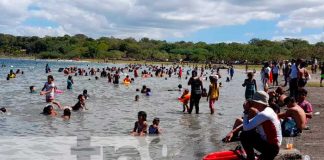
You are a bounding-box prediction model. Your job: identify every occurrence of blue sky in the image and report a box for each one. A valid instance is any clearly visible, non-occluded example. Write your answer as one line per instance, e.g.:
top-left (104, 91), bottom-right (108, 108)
top-left (1, 0), bottom-right (324, 43)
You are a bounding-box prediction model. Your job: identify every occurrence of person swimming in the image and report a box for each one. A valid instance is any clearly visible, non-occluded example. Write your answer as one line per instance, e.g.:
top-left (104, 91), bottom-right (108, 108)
top-left (62, 108), bottom-right (71, 120)
top-left (0, 107), bottom-right (7, 113)
top-left (29, 86), bottom-right (36, 93)
top-left (42, 105), bottom-right (57, 116)
top-left (149, 118), bottom-right (161, 134)
top-left (131, 111), bottom-right (148, 136)
top-left (71, 94), bottom-right (87, 111)
top-left (83, 90), bottom-right (90, 99)
top-left (141, 85), bottom-right (147, 93)
top-left (135, 95), bottom-right (139, 101)
top-left (146, 88), bottom-right (152, 96)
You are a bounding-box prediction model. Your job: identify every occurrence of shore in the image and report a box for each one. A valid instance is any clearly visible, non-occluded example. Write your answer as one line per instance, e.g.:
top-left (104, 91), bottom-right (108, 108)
top-left (294, 87), bottom-right (324, 160)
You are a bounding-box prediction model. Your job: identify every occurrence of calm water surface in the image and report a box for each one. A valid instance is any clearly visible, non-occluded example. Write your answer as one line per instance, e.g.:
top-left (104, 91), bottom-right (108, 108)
top-left (0, 58), bottom-right (262, 160)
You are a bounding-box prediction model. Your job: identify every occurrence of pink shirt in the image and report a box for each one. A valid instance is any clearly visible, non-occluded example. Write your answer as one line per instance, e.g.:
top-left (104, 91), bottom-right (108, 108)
top-left (298, 100), bottom-right (313, 113)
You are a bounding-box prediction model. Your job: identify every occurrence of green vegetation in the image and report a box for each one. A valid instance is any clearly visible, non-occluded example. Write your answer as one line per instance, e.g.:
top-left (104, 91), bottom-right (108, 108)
top-left (0, 33), bottom-right (323, 63)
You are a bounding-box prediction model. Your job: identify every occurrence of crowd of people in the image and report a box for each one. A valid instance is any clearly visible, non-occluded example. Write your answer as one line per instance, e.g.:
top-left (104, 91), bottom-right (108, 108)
top-left (1, 58), bottom-right (323, 160)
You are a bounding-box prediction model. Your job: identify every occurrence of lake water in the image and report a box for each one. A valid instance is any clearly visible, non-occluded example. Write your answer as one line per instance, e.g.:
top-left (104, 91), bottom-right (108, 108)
top-left (0, 58), bottom-right (262, 160)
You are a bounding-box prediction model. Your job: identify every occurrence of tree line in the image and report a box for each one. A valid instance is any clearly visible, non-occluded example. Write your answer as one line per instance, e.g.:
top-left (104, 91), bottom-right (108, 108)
top-left (0, 33), bottom-right (323, 63)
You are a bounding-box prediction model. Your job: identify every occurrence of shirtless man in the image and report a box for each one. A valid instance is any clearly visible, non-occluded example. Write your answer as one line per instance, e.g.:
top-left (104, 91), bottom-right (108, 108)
top-left (278, 96), bottom-right (306, 133)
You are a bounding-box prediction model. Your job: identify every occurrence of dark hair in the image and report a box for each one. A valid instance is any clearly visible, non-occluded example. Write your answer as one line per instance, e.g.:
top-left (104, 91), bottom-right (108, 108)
top-left (0, 107), bottom-right (7, 113)
top-left (191, 70), bottom-right (198, 77)
top-left (153, 117), bottom-right (160, 124)
top-left (298, 88), bottom-right (308, 96)
top-left (247, 72), bottom-right (254, 78)
top-left (78, 94), bottom-right (84, 100)
top-left (63, 108), bottom-right (71, 117)
top-left (178, 84), bottom-right (182, 89)
top-left (29, 86), bottom-right (34, 91)
top-left (138, 111), bottom-right (147, 121)
top-left (43, 105), bottom-right (53, 115)
top-left (68, 75), bottom-right (72, 80)
top-left (47, 75), bottom-right (54, 80)
top-left (83, 90), bottom-right (87, 94)
top-left (284, 97), bottom-right (296, 106)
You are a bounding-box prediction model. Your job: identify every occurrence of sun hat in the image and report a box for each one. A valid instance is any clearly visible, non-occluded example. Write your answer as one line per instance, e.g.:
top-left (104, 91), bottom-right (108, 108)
top-left (251, 91), bottom-right (269, 106)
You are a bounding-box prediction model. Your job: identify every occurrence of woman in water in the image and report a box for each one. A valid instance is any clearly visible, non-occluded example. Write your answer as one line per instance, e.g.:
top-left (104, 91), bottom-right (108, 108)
top-left (131, 111), bottom-right (148, 136)
top-left (40, 75), bottom-right (63, 109)
top-left (67, 75), bottom-right (74, 90)
top-left (188, 70), bottom-right (203, 114)
top-left (242, 72), bottom-right (257, 100)
top-left (207, 76), bottom-right (219, 114)
top-left (71, 94), bottom-right (87, 111)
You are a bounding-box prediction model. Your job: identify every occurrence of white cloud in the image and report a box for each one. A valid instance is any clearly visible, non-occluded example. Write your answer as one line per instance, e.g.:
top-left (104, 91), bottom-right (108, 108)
top-left (0, 0), bottom-right (324, 42)
top-left (273, 32), bottom-right (324, 44)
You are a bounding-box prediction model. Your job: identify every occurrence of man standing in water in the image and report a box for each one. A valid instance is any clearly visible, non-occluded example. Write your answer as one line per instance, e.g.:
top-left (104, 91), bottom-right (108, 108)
top-left (240, 91), bottom-right (282, 160)
top-left (188, 70), bottom-right (203, 114)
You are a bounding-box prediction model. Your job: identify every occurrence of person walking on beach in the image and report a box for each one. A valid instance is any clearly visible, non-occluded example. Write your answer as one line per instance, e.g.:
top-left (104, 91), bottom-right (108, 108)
top-left (240, 91), bottom-right (282, 160)
top-left (242, 72), bottom-right (257, 100)
top-left (188, 70), bottom-right (203, 114)
top-left (282, 61), bottom-right (290, 87)
top-left (289, 59), bottom-right (299, 98)
top-left (272, 62), bottom-right (279, 86)
top-left (229, 67), bottom-right (234, 80)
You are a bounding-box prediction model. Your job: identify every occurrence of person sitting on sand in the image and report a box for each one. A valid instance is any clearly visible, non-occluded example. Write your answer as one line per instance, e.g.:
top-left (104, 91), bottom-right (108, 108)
top-left (131, 111), bottom-right (148, 136)
top-left (297, 88), bottom-right (313, 122)
top-left (240, 91), bottom-right (282, 160)
top-left (149, 118), bottom-right (161, 134)
top-left (71, 94), bottom-right (87, 111)
top-left (40, 75), bottom-right (63, 109)
top-left (42, 105), bottom-right (57, 117)
top-left (278, 96), bottom-right (306, 137)
top-left (62, 108), bottom-right (71, 120)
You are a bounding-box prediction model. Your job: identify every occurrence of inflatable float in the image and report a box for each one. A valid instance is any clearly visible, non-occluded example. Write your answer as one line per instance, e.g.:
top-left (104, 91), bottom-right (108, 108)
top-left (202, 147), bottom-right (245, 160)
top-left (55, 89), bottom-right (64, 94)
top-left (178, 94), bottom-right (190, 103)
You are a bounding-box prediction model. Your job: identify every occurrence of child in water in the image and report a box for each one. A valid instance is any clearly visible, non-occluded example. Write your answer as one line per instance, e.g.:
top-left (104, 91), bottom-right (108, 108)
top-left (146, 88), bottom-right (152, 96)
top-left (0, 107), bottom-right (7, 113)
top-left (123, 75), bottom-right (131, 83)
top-left (29, 86), bottom-right (36, 93)
top-left (149, 118), bottom-right (161, 134)
top-left (135, 95), bottom-right (139, 101)
top-left (71, 94), bottom-right (87, 111)
top-left (42, 105), bottom-right (57, 117)
top-left (207, 76), bottom-right (220, 114)
top-left (40, 75), bottom-right (63, 109)
top-left (62, 108), bottom-right (71, 120)
top-left (67, 75), bottom-right (74, 89)
top-left (131, 111), bottom-right (148, 136)
top-left (83, 90), bottom-right (90, 99)
top-left (180, 89), bottom-right (190, 112)
top-left (242, 72), bottom-right (257, 100)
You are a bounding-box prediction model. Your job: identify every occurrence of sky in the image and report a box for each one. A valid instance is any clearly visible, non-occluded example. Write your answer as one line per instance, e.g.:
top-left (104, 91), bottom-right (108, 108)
top-left (1, 0), bottom-right (324, 43)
